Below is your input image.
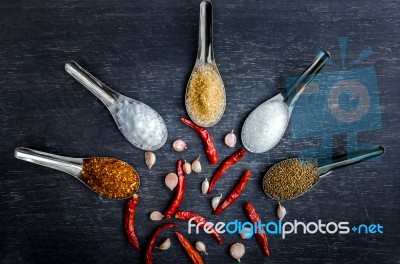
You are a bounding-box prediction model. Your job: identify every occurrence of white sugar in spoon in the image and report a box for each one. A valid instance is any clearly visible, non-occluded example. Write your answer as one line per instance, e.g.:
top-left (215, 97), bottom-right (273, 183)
top-left (241, 51), bottom-right (330, 153)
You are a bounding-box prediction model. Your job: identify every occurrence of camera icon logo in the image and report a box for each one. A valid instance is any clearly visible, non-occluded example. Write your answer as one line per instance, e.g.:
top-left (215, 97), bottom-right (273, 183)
top-left (288, 37), bottom-right (382, 162)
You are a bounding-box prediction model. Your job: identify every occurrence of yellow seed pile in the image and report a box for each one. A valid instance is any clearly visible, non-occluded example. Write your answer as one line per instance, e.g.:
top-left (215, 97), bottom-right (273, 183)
top-left (263, 159), bottom-right (319, 200)
top-left (186, 64), bottom-right (226, 127)
top-left (80, 157), bottom-right (140, 199)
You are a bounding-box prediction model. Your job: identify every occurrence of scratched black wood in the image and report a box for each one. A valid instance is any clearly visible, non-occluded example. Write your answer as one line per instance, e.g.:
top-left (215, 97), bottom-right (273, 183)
top-left (1, 0), bottom-right (399, 263)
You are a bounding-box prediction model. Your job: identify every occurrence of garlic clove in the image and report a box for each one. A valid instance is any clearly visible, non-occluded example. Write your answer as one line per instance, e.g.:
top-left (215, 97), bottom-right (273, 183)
top-left (211, 193), bottom-right (222, 210)
top-left (183, 160), bottom-right (192, 174)
top-left (201, 178), bottom-right (209, 195)
top-left (145, 151), bottom-right (156, 170)
top-left (173, 139), bottom-right (187, 152)
top-left (239, 227), bottom-right (252, 239)
top-left (150, 211), bottom-right (164, 221)
top-left (191, 155), bottom-right (202, 173)
top-left (195, 241), bottom-right (208, 255)
top-left (224, 129), bottom-right (237, 148)
top-left (165, 172), bottom-right (178, 191)
top-left (230, 242), bottom-right (245, 262)
top-left (156, 238), bottom-right (171, 250)
top-left (277, 202), bottom-right (287, 220)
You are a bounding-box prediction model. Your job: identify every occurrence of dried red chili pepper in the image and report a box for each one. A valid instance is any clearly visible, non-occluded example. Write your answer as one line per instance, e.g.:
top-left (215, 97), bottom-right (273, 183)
top-left (124, 194), bottom-right (140, 250)
top-left (207, 148), bottom-right (246, 193)
top-left (213, 170), bottom-right (251, 215)
top-left (145, 223), bottom-right (178, 264)
top-left (244, 203), bottom-right (270, 257)
top-left (175, 211), bottom-right (222, 245)
top-left (164, 160), bottom-right (186, 219)
top-left (175, 231), bottom-right (204, 264)
top-left (180, 117), bottom-right (218, 165)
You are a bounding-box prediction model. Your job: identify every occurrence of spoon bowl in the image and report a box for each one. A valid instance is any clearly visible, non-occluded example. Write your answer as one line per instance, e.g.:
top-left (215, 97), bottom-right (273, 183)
top-left (185, 0), bottom-right (226, 127)
top-left (14, 147), bottom-right (140, 200)
top-left (241, 51), bottom-right (330, 153)
top-left (263, 145), bottom-right (385, 200)
top-left (65, 62), bottom-right (168, 151)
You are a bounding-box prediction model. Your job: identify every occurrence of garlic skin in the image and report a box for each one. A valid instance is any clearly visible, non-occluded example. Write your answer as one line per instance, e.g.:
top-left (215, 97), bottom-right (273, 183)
top-left (225, 129), bottom-right (237, 148)
top-left (183, 160), bottom-right (192, 174)
top-left (156, 238), bottom-right (171, 250)
top-left (195, 241), bottom-right (208, 255)
top-left (165, 172), bottom-right (178, 191)
top-left (173, 139), bottom-right (187, 152)
top-left (145, 151), bottom-right (156, 170)
top-left (150, 211), bottom-right (164, 221)
top-left (211, 193), bottom-right (222, 210)
top-left (277, 202), bottom-right (287, 220)
top-left (239, 227), bottom-right (252, 239)
top-left (191, 156), bottom-right (202, 173)
top-left (201, 178), bottom-right (209, 194)
top-left (230, 243), bottom-right (245, 262)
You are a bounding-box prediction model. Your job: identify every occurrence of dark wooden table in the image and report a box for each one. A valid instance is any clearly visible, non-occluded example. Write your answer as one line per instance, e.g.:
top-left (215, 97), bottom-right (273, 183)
top-left (1, 0), bottom-right (399, 263)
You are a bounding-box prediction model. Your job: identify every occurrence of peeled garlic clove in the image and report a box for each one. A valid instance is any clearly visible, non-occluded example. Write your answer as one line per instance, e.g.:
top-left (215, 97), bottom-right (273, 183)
top-left (277, 202), bottom-right (287, 220)
top-left (230, 242), bottom-right (245, 262)
top-left (224, 129), bottom-right (237, 148)
top-left (156, 238), bottom-right (171, 250)
top-left (201, 178), bottom-right (209, 195)
top-left (173, 139), bottom-right (187, 152)
top-left (145, 151), bottom-right (156, 170)
top-left (183, 160), bottom-right (192, 174)
top-left (211, 193), bottom-right (222, 210)
top-left (150, 211), bottom-right (164, 221)
top-left (191, 155), bottom-right (202, 173)
top-left (239, 227), bottom-right (252, 239)
top-left (165, 172), bottom-right (178, 191)
top-left (195, 241), bottom-right (208, 255)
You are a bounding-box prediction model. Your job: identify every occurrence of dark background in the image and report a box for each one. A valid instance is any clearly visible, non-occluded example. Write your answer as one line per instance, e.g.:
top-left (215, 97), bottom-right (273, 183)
top-left (1, 0), bottom-right (399, 263)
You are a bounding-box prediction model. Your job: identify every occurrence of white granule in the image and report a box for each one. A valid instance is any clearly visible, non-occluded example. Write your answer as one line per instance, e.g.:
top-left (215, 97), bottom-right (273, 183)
top-left (113, 97), bottom-right (167, 151)
top-left (241, 100), bottom-right (289, 153)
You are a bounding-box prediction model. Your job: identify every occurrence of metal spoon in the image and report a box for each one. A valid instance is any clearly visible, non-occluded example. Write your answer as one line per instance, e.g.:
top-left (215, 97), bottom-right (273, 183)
top-left (65, 62), bottom-right (168, 151)
top-left (263, 145), bottom-right (385, 200)
top-left (241, 51), bottom-right (331, 153)
top-left (185, 0), bottom-right (226, 127)
top-left (14, 147), bottom-right (140, 200)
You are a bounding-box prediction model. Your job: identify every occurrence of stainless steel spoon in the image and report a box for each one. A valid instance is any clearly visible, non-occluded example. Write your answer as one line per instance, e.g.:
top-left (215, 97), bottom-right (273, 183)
top-left (241, 51), bottom-right (331, 153)
top-left (185, 0), bottom-right (226, 127)
top-left (65, 62), bottom-right (168, 151)
top-left (14, 147), bottom-right (140, 200)
top-left (263, 145), bottom-right (385, 200)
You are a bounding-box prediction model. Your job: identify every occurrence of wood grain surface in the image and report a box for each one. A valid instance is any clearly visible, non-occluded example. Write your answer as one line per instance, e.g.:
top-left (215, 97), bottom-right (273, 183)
top-left (1, 0), bottom-right (399, 263)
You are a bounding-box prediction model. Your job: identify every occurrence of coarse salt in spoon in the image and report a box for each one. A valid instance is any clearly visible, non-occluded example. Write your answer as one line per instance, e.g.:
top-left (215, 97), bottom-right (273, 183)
top-left (263, 145), bottom-right (385, 200)
top-left (241, 51), bottom-right (331, 153)
top-left (65, 62), bottom-right (168, 151)
top-left (14, 147), bottom-right (140, 200)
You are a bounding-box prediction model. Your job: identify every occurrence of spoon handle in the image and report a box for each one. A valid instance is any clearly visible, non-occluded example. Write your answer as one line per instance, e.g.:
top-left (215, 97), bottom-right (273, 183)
top-left (14, 147), bottom-right (83, 177)
top-left (197, 0), bottom-right (214, 64)
top-left (283, 51), bottom-right (331, 109)
top-left (317, 145), bottom-right (385, 177)
top-left (65, 62), bottom-right (118, 108)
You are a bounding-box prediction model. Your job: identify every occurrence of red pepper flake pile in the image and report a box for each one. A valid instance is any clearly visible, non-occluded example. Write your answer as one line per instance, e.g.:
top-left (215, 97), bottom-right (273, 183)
top-left (80, 157), bottom-right (140, 199)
